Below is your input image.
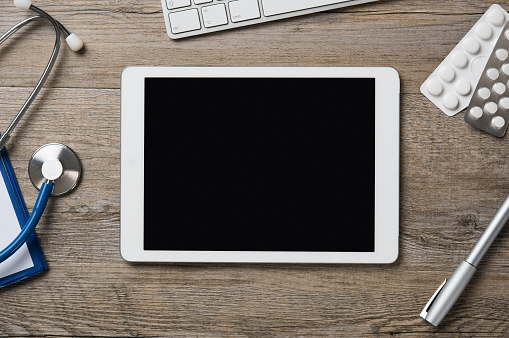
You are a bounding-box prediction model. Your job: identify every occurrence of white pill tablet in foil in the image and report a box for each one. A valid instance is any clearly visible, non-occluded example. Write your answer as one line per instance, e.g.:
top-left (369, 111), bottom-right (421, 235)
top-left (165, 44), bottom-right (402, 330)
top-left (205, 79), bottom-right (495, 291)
top-left (499, 97), bottom-right (509, 109)
top-left (439, 66), bottom-right (455, 82)
top-left (451, 51), bottom-right (468, 68)
top-left (476, 23), bottom-right (493, 40)
top-left (455, 79), bottom-right (471, 96)
top-left (463, 37), bottom-right (481, 54)
top-left (426, 79), bottom-right (443, 96)
top-left (485, 101), bottom-right (498, 114)
top-left (502, 64), bottom-right (509, 75)
top-left (478, 87), bottom-right (491, 99)
top-left (470, 106), bottom-right (483, 119)
top-left (489, 8), bottom-right (506, 26)
top-left (496, 48), bottom-right (509, 60)
top-left (487, 68), bottom-right (500, 80)
top-left (443, 94), bottom-right (459, 110)
top-left (492, 116), bottom-right (506, 128)
top-left (493, 82), bottom-right (506, 94)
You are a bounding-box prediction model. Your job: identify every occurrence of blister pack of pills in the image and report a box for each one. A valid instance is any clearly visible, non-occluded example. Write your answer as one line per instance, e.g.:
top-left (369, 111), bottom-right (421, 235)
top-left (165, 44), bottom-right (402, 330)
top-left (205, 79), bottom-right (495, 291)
top-left (465, 21), bottom-right (509, 137)
top-left (421, 4), bottom-right (509, 116)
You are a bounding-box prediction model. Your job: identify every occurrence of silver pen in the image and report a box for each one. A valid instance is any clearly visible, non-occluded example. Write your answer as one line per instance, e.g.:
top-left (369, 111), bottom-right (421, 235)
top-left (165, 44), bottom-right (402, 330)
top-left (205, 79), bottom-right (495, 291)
top-left (420, 193), bottom-right (509, 326)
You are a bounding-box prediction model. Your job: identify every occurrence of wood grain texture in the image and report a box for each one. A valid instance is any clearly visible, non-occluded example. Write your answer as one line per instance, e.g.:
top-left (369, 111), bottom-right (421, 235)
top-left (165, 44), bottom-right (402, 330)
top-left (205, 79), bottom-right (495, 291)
top-left (1, 0), bottom-right (509, 336)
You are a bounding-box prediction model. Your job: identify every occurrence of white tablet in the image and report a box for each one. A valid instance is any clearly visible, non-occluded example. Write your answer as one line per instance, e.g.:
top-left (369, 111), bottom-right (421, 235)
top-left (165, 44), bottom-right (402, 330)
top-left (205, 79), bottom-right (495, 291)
top-left (121, 67), bottom-right (400, 263)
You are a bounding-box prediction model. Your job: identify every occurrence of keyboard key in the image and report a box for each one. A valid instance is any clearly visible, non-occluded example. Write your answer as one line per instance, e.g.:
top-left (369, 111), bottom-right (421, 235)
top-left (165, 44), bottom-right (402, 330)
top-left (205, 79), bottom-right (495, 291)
top-left (169, 9), bottom-right (201, 34)
top-left (261, 0), bottom-right (347, 16)
top-left (166, 0), bottom-right (191, 10)
top-left (229, 0), bottom-right (261, 23)
top-left (202, 4), bottom-right (228, 28)
top-left (194, 0), bottom-right (212, 4)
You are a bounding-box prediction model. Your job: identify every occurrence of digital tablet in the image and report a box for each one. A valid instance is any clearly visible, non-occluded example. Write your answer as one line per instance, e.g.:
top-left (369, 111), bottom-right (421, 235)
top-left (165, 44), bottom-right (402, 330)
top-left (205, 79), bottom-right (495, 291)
top-left (120, 67), bottom-right (400, 263)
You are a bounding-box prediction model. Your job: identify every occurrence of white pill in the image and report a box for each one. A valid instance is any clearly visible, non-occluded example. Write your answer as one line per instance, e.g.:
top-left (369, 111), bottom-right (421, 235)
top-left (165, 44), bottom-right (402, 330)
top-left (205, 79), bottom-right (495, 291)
top-left (499, 97), bottom-right (509, 109)
top-left (463, 37), bottom-right (481, 54)
top-left (502, 64), bottom-right (509, 75)
top-left (496, 48), bottom-right (509, 61)
top-left (484, 101), bottom-right (498, 114)
top-left (426, 79), bottom-right (443, 96)
top-left (439, 65), bottom-right (455, 82)
top-left (478, 87), bottom-right (491, 99)
top-left (476, 23), bottom-right (493, 40)
top-left (491, 116), bottom-right (505, 129)
top-left (487, 68), bottom-right (500, 80)
top-left (451, 51), bottom-right (468, 68)
top-left (443, 94), bottom-right (459, 110)
top-left (489, 9), bottom-right (505, 26)
top-left (493, 82), bottom-right (506, 95)
top-left (505, 29), bottom-right (509, 40)
top-left (469, 106), bottom-right (483, 119)
top-left (455, 79), bottom-right (471, 96)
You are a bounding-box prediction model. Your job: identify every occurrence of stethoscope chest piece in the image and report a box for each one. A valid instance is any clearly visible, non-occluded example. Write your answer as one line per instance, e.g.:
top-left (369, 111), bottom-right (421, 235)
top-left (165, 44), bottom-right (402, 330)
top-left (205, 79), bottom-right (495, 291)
top-left (29, 143), bottom-right (81, 195)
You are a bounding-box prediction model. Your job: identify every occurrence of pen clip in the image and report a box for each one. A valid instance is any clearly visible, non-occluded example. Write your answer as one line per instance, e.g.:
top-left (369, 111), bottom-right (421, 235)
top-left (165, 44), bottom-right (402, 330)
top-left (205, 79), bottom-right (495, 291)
top-left (420, 278), bottom-right (447, 319)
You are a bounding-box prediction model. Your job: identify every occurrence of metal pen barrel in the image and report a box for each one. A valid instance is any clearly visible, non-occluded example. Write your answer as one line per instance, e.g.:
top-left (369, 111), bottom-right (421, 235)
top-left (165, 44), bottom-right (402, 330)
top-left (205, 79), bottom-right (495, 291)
top-left (465, 194), bottom-right (509, 267)
top-left (421, 193), bottom-right (509, 326)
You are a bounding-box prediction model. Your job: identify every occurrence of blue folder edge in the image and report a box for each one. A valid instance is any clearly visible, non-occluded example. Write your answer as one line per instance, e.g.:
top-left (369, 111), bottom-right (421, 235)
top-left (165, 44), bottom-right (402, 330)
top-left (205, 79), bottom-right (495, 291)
top-left (0, 146), bottom-right (47, 288)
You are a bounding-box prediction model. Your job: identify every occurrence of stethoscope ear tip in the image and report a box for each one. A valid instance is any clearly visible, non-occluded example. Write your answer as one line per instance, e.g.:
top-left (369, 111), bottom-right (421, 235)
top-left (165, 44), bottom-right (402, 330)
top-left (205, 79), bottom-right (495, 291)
top-left (13, 1), bottom-right (84, 52)
top-left (13, 0), bottom-right (32, 10)
top-left (66, 33), bottom-right (84, 52)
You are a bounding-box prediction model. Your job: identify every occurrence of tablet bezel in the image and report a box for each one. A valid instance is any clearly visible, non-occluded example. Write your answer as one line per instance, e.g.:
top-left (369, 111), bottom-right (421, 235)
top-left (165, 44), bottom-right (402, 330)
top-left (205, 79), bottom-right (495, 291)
top-left (120, 66), bottom-right (399, 263)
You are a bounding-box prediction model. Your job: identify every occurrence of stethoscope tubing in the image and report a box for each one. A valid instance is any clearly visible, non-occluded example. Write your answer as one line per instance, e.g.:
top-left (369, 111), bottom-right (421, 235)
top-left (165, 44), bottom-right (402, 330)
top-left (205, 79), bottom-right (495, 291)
top-left (0, 5), bottom-right (64, 151)
top-left (0, 182), bottom-right (53, 264)
top-left (0, 4), bottom-right (82, 265)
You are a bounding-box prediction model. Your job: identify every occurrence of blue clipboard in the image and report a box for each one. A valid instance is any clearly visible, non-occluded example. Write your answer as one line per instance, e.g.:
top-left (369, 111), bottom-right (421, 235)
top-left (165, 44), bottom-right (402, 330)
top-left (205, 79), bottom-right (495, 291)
top-left (0, 146), bottom-right (47, 288)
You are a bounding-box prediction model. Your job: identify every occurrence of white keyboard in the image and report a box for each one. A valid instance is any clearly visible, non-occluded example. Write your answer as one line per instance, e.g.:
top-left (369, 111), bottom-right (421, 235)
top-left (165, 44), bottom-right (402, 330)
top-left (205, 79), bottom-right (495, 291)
top-left (161, 0), bottom-right (377, 39)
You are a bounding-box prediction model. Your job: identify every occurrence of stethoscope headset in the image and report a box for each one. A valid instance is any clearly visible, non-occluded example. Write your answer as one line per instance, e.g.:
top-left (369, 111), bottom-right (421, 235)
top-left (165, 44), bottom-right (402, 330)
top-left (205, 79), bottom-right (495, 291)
top-left (0, 1), bottom-right (83, 264)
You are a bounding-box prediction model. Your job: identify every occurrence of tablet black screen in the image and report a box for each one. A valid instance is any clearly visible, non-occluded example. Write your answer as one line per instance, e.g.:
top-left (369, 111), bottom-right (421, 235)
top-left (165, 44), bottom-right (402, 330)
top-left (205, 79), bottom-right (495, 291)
top-left (144, 77), bottom-right (375, 252)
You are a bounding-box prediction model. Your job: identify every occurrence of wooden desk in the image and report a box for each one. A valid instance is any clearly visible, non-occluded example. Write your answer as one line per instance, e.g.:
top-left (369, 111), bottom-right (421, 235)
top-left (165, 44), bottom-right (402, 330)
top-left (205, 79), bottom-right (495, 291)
top-left (1, 0), bottom-right (509, 335)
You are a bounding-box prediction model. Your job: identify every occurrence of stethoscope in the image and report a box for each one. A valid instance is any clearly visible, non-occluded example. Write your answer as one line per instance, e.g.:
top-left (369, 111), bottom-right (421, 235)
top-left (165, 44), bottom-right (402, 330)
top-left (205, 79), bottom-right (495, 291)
top-left (0, 1), bottom-right (84, 264)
